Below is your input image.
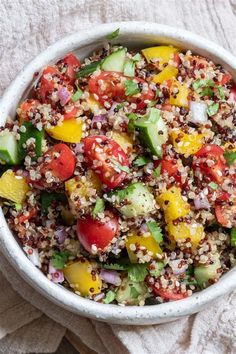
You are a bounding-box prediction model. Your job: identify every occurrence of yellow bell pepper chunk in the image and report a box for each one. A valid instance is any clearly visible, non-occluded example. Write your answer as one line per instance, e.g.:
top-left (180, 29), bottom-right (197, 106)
top-left (169, 80), bottom-right (189, 108)
top-left (157, 186), bottom-right (190, 222)
top-left (111, 132), bottom-right (133, 153)
top-left (82, 94), bottom-right (103, 114)
top-left (46, 118), bottom-right (83, 143)
top-left (126, 234), bottom-right (162, 263)
top-left (167, 221), bottom-right (204, 248)
top-left (0, 170), bottom-right (29, 204)
top-left (142, 46), bottom-right (179, 69)
top-left (171, 129), bottom-right (205, 156)
top-left (63, 259), bottom-right (102, 296)
top-left (223, 142), bottom-right (236, 152)
top-left (152, 65), bottom-right (178, 84)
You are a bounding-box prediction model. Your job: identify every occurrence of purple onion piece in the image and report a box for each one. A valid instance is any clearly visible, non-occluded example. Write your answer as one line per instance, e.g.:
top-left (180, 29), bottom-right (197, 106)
top-left (93, 293), bottom-right (105, 302)
top-left (194, 193), bottom-right (210, 210)
top-left (48, 261), bottom-right (64, 283)
top-left (58, 87), bottom-right (71, 106)
top-left (100, 269), bottom-right (121, 286)
top-left (169, 259), bottom-right (188, 275)
top-left (91, 114), bottom-right (107, 125)
top-left (74, 142), bottom-right (84, 154)
top-left (55, 227), bottom-right (67, 244)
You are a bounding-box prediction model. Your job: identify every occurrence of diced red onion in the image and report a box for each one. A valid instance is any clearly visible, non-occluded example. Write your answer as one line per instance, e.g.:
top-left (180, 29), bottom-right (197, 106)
top-left (58, 87), bottom-right (71, 106)
top-left (74, 142), bottom-right (84, 154)
top-left (108, 102), bottom-right (119, 117)
top-left (55, 227), bottom-right (67, 244)
top-left (189, 101), bottom-right (208, 124)
top-left (23, 246), bottom-right (41, 267)
top-left (140, 223), bottom-right (149, 233)
top-left (91, 114), bottom-right (107, 125)
top-left (194, 192), bottom-right (210, 210)
top-left (100, 269), bottom-right (121, 286)
top-left (48, 261), bottom-right (64, 283)
top-left (93, 293), bottom-right (105, 302)
top-left (169, 259), bottom-right (188, 275)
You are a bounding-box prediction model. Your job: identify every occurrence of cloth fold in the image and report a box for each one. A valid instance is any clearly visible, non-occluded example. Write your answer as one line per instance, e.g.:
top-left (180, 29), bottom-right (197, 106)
top-left (0, 0), bottom-right (236, 353)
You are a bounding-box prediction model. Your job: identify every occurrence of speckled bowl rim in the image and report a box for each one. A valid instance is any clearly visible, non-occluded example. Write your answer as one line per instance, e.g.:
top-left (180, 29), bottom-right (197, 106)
top-left (0, 22), bottom-right (236, 325)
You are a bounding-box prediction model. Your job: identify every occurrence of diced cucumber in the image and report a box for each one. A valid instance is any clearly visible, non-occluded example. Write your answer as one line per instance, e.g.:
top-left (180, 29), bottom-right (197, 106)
top-left (18, 122), bottom-right (44, 161)
top-left (0, 132), bottom-right (19, 164)
top-left (116, 278), bottom-right (147, 305)
top-left (134, 108), bottom-right (168, 157)
top-left (109, 182), bottom-right (156, 218)
top-left (194, 253), bottom-right (221, 287)
top-left (101, 48), bottom-right (126, 72)
top-left (123, 59), bottom-right (135, 77)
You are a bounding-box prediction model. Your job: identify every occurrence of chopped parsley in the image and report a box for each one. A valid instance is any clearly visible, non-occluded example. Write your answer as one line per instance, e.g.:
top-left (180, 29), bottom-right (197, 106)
top-left (207, 102), bottom-right (219, 116)
top-left (192, 79), bottom-right (225, 99)
top-left (153, 164), bottom-right (161, 177)
top-left (224, 150), bottom-right (236, 166)
top-left (124, 79), bottom-right (140, 96)
top-left (104, 290), bottom-right (116, 304)
top-left (103, 263), bottom-right (128, 271)
top-left (147, 221), bottom-right (163, 243)
top-left (106, 28), bottom-right (120, 40)
top-left (15, 203), bottom-right (22, 211)
top-left (71, 87), bottom-right (83, 102)
top-left (133, 155), bottom-right (151, 167)
top-left (208, 182), bottom-right (218, 190)
top-left (231, 228), bottom-right (236, 247)
top-left (127, 112), bottom-right (138, 132)
top-left (92, 198), bottom-right (105, 219)
top-left (149, 262), bottom-right (164, 277)
top-left (128, 263), bottom-right (148, 282)
top-left (52, 250), bottom-right (70, 269)
top-left (76, 60), bottom-right (101, 78)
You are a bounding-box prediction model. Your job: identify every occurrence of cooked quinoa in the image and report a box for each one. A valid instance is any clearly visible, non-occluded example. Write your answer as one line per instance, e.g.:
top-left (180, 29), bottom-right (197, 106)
top-left (0, 31), bottom-right (236, 306)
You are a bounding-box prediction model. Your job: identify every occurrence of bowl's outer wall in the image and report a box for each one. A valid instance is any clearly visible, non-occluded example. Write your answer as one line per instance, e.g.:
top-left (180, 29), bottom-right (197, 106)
top-left (0, 22), bottom-right (236, 325)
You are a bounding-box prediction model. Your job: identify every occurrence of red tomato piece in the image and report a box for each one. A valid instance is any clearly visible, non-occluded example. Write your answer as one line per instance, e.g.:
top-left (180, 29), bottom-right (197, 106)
top-left (173, 53), bottom-right (181, 66)
top-left (152, 285), bottom-right (188, 301)
top-left (229, 85), bottom-right (236, 102)
top-left (36, 66), bottom-right (63, 103)
top-left (88, 71), bottom-right (154, 111)
top-left (154, 157), bottom-right (186, 187)
top-left (193, 145), bottom-right (227, 185)
top-left (18, 99), bottom-right (40, 124)
top-left (83, 135), bottom-right (129, 189)
top-left (215, 192), bottom-right (236, 228)
top-left (40, 143), bottom-right (76, 182)
top-left (57, 53), bottom-right (81, 83)
top-left (219, 72), bottom-right (232, 86)
top-left (77, 212), bottom-right (119, 253)
top-left (18, 208), bottom-right (38, 224)
top-left (63, 104), bottom-right (79, 120)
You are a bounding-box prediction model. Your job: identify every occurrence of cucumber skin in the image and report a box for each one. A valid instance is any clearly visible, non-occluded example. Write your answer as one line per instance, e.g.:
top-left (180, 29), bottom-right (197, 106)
top-left (110, 182), bottom-right (156, 218)
top-left (101, 49), bottom-right (126, 73)
top-left (136, 125), bottom-right (162, 156)
top-left (18, 122), bottom-right (44, 162)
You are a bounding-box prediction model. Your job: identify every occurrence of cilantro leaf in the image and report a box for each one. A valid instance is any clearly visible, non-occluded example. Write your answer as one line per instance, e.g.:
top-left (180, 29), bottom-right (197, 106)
top-left (200, 87), bottom-right (214, 98)
top-left (133, 156), bottom-right (151, 167)
top-left (71, 87), bottom-right (83, 102)
top-left (132, 53), bottom-right (141, 62)
top-left (106, 28), bottom-right (120, 40)
top-left (153, 164), bottom-right (161, 177)
top-left (124, 79), bottom-right (140, 96)
top-left (147, 221), bottom-right (163, 243)
top-left (207, 102), bottom-right (219, 116)
top-left (103, 263), bottom-right (129, 270)
top-left (104, 290), bottom-right (116, 304)
top-left (92, 198), bottom-right (105, 219)
top-left (128, 263), bottom-right (148, 282)
top-left (127, 112), bottom-right (138, 132)
top-left (116, 103), bottom-right (125, 111)
top-left (217, 86), bottom-right (225, 100)
top-left (76, 60), bottom-right (101, 78)
top-left (224, 150), bottom-right (236, 166)
top-left (52, 250), bottom-right (70, 269)
top-left (192, 79), bottom-right (208, 90)
top-left (124, 60), bottom-right (135, 77)
top-left (15, 203), bottom-right (22, 211)
top-left (231, 228), bottom-right (236, 247)
top-left (149, 261), bottom-right (164, 277)
top-left (208, 182), bottom-right (218, 190)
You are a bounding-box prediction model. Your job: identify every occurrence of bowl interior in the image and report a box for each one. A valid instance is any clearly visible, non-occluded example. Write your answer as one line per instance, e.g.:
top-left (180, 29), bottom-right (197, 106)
top-left (0, 22), bottom-right (236, 325)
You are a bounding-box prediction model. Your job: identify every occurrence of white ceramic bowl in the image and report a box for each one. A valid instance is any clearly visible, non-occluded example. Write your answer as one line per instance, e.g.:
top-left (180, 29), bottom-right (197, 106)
top-left (0, 22), bottom-right (236, 325)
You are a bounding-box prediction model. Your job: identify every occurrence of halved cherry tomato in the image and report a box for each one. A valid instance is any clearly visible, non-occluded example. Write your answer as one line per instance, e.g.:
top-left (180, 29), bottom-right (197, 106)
top-left (229, 85), bottom-right (236, 102)
top-left (83, 135), bottom-right (129, 189)
top-left (77, 211), bottom-right (119, 253)
top-left (152, 285), bottom-right (188, 300)
top-left (193, 145), bottom-right (227, 185)
top-left (36, 66), bottom-right (63, 103)
top-left (173, 53), bottom-right (181, 66)
top-left (18, 99), bottom-right (40, 124)
top-left (40, 143), bottom-right (76, 182)
top-left (154, 157), bottom-right (186, 187)
top-left (18, 208), bottom-right (37, 224)
top-left (57, 53), bottom-right (81, 84)
top-left (215, 192), bottom-right (236, 228)
top-left (219, 72), bottom-right (232, 86)
top-left (88, 71), bottom-right (154, 111)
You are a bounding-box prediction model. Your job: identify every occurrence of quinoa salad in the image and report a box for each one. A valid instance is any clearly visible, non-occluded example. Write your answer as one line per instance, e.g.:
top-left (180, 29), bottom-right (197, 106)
top-left (1, 29), bottom-right (236, 306)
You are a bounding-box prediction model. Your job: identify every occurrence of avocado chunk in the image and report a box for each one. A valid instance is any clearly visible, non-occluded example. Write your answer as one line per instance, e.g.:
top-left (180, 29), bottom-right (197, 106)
top-left (194, 253), bottom-right (221, 288)
top-left (116, 278), bottom-right (147, 305)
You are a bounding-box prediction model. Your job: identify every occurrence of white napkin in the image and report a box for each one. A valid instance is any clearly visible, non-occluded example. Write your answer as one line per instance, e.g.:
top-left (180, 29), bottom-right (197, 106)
top-left (0, 0), bottom-right (236, 353)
